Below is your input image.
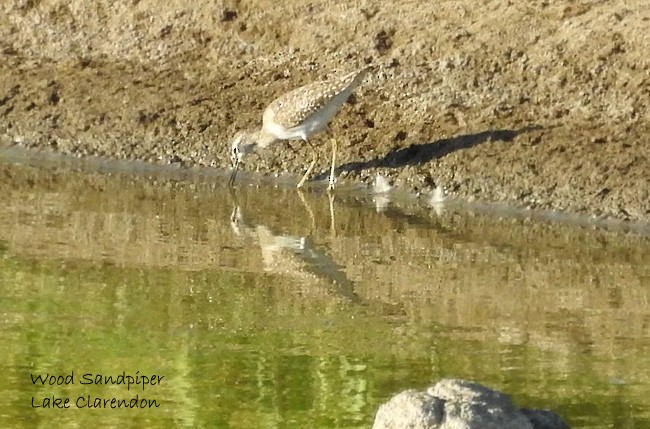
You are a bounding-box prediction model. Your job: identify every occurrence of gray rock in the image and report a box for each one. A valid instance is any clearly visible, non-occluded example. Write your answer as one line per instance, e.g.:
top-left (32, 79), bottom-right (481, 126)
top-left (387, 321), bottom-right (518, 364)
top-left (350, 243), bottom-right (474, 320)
top-left (372, 379), bottom-right (570, 429)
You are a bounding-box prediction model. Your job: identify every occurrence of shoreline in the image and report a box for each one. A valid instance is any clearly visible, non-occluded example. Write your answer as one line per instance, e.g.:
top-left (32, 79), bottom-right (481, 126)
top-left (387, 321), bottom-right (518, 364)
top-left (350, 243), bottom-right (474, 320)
top-left (2, 145), bottom-right (648, 237)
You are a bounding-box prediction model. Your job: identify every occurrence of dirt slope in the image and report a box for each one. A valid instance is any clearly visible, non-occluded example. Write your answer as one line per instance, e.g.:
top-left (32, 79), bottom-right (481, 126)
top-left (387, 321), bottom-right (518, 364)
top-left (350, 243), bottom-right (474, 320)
top-left (0, 0), bottom-right (648, 220)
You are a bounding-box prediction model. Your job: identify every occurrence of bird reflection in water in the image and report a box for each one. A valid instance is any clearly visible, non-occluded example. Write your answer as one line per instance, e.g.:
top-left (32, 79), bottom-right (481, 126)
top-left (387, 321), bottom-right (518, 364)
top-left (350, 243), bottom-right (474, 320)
top-left (229, 190), bottom-right (362, 305)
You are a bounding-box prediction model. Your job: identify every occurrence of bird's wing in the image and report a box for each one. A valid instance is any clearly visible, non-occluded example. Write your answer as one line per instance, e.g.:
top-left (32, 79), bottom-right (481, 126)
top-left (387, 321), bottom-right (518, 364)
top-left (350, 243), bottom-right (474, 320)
top-left (262, 68), bottom-right (370, 130)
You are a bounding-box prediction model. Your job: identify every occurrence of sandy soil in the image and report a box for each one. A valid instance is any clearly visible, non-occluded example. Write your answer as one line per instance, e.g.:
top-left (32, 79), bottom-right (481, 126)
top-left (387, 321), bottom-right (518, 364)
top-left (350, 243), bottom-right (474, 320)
top-left (0, 0), bottom-right (648, 221)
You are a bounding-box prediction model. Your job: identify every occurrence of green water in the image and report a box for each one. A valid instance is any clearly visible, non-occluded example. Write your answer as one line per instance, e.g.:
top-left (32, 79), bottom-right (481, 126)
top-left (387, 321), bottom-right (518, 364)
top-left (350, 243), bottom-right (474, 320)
top-left (1, 151), bottom-right (649, 428)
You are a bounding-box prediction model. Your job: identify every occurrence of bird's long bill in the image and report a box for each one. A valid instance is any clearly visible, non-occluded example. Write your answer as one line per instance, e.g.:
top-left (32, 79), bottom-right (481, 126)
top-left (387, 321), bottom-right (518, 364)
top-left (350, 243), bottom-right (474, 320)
top-left (228, 160), bottom-right (240, 187)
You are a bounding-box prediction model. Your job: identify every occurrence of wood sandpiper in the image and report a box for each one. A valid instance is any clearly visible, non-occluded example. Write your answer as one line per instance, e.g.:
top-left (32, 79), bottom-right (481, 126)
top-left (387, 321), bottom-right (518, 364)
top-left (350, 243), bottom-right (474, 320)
top-left (228, 66), bottom-right (372, 190)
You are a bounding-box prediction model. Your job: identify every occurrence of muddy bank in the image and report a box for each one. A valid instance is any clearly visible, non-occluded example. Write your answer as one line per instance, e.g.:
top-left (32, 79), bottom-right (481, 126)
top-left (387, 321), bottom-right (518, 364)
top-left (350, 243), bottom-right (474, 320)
top-left (0, 0), bottom-right (648, 221)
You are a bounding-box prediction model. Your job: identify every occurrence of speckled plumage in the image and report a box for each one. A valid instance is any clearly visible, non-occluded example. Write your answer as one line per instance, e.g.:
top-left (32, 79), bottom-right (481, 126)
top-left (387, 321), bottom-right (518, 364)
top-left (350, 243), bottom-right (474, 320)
top-left (262, 67), bottom-right (371, 138)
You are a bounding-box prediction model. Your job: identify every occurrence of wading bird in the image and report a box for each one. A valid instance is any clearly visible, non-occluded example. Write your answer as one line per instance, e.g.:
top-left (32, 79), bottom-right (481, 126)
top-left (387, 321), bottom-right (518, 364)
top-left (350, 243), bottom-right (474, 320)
top-left (228, 66), bottom-right (372, 190)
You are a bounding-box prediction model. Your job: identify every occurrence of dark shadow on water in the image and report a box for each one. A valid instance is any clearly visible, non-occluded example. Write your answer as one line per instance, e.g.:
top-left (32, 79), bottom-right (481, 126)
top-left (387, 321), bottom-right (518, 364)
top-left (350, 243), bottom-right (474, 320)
top-left (336, 124), bottom-right (543, 175)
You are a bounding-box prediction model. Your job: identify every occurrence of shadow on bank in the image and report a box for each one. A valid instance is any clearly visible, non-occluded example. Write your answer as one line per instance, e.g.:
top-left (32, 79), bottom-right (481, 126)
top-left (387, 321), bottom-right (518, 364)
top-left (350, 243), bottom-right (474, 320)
top-left (338, 125), bottom-right (544, 174)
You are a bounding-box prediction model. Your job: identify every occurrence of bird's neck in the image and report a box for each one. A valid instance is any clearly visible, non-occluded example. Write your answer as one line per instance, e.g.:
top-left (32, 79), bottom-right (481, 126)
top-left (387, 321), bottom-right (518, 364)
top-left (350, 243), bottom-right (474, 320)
top-left (251, 129), bottom-right (279, 148)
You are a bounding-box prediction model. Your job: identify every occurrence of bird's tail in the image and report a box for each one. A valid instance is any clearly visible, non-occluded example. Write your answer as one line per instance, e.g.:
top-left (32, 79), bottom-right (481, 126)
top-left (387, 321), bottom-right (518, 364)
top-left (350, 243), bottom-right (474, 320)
top-left (338, 64), bottom-right (375, 90)
top-left (355, 64), bottom-right (377, 82)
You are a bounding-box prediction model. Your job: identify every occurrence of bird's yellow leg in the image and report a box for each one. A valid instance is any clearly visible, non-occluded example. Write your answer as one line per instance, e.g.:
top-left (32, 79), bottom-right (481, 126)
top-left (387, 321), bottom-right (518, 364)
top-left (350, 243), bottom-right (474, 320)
top-left (297, 140), bottom-right (318, 189)
top-left (296, 188), bottom-right (316, 230)
top-left (328, 138), bottom-right (337, 191)
top-left (328, 191), bottom-right (336, 237)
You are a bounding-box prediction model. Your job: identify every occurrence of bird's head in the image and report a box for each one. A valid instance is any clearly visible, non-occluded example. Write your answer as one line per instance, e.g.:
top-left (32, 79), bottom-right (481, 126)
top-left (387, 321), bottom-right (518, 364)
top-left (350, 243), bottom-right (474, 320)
top-left (228, 131), bottom-right (259, 187)
top-left (230, 131), bottom-right (259, 167)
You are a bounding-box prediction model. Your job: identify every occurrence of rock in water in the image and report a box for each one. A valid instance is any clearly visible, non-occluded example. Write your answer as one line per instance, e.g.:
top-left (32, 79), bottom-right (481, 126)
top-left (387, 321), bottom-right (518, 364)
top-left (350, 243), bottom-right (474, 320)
top-left (372, 379), bottom-right (570, 429)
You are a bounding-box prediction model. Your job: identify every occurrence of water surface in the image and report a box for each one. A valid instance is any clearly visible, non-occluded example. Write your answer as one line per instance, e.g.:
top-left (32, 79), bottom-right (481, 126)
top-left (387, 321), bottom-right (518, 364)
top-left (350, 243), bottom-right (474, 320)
top-left (1, 150), bottom-right (649, 428)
